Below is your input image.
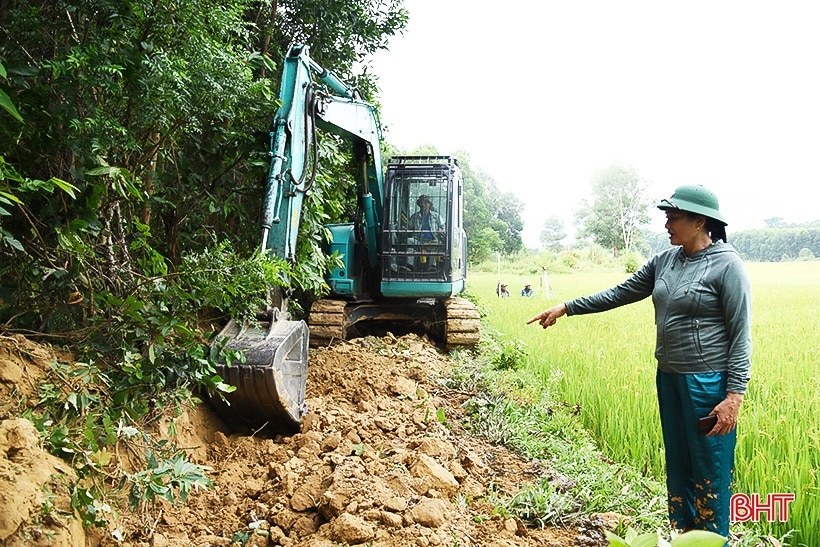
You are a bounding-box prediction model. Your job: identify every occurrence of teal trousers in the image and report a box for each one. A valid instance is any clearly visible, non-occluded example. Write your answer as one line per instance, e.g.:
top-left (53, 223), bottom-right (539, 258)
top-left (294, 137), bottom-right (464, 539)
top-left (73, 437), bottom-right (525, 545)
top-left (656, 370), bottom-right (735, 537)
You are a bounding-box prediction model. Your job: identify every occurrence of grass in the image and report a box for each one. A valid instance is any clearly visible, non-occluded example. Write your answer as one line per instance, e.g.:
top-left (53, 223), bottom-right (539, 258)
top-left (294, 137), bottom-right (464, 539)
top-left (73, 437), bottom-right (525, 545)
top-left (444, 347), bottom-right (668, 534)
top-left (468, 261), bottom-right (819, 546)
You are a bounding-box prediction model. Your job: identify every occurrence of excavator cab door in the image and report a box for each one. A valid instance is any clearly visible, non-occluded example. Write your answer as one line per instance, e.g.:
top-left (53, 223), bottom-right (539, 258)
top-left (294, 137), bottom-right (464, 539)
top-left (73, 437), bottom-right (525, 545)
top-left (381, 156), bottom-right (466, 297)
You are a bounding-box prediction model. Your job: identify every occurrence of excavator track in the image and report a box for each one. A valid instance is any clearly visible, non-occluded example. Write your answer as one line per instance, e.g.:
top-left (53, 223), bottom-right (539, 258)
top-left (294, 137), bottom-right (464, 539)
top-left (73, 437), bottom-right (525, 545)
top-left (308, 298), bottom-right (347, 348)
top-left (444, 297), bottom-right (481, 349)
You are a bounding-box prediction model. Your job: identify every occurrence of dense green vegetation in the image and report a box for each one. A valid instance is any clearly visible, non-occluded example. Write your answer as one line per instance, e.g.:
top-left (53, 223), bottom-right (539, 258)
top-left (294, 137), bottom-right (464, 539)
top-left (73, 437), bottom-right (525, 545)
top-left (731, 226), bottom-right (820, 262)
top-left (0, 0), bottom-right (412, 527)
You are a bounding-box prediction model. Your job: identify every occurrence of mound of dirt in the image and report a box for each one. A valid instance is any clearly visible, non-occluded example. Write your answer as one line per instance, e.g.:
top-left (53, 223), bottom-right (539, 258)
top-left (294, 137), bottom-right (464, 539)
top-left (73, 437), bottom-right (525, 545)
top-left (0, 333), bottom-right (609, 546)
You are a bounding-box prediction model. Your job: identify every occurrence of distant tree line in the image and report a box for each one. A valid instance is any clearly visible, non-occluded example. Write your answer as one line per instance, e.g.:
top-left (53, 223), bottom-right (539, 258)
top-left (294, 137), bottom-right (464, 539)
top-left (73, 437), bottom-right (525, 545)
top-left (729, 226), bottom-right (820, 261)
top-left (538, 164), bottom-right (819, 263)
top-left (643, 224), bottom-right (820, 262)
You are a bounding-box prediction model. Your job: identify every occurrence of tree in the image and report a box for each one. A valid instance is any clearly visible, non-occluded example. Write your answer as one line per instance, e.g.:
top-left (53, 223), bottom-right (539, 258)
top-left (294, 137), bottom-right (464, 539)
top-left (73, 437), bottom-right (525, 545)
top-left (539, 215), bottom-right (566, 251)
top-left (764, 217), bottom-right (787, 229)
top-left (0, 0), bottom-right (408, 332)
top-left (575, 163), bottom-right (650, 256)
top-left (441, 151), bottom-right (523, 261)
top-left (493, 192), bottom-right (524, 252)
top-left (458, 155), bottom-right (495, 262)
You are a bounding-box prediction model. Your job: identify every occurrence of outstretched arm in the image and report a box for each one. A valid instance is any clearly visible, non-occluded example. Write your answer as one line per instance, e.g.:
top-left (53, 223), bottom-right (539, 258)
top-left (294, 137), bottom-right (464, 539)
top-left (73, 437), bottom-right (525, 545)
top-left (526, 303), bottom-right (568, 329)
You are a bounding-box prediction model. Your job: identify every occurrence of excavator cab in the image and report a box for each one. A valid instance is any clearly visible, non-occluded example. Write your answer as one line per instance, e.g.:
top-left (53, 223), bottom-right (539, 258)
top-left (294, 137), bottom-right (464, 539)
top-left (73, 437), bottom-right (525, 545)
top-left (309, 156), bottom-right (476, 349)
top-left (381, 156), bottom-right (467, 295)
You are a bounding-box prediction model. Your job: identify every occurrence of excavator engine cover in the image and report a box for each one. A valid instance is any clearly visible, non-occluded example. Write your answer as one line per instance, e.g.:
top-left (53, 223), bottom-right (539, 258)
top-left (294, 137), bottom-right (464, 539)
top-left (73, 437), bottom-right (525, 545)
top-left (209, 317), bottom-right (309, 433)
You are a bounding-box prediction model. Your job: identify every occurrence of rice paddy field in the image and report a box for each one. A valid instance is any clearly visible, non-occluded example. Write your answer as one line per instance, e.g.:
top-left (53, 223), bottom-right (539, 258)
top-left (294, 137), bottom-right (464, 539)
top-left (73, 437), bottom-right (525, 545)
top-left (472, 261), bottom-right (819, 545)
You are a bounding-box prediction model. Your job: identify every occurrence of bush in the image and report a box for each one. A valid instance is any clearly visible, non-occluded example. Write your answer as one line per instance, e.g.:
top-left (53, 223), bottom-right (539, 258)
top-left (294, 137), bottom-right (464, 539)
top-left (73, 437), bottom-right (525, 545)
top-left (490, 339), bottom-right (527, 371)
top-left (560, 250), bottom-right (581, 269)
top-left (623, 252), bottom-right (643, 273)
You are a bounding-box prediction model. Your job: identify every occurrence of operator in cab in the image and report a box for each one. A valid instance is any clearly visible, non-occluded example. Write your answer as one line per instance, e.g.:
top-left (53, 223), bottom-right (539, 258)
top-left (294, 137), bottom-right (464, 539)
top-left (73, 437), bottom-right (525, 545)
top-left (407, 194), bottom-right (445, 271)
top-left (408, 195), bottom-right (444, 242)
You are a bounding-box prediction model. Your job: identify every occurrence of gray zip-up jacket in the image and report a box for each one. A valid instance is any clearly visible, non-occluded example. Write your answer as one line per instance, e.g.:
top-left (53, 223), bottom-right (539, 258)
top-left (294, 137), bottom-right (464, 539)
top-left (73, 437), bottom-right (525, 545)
top-left (565, 241), bottom-right (752, 394)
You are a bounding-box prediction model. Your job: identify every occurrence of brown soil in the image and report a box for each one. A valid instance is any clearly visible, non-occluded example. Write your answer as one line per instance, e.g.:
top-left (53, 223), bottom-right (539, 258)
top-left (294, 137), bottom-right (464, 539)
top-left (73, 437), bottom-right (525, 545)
top-left (0, 333), bottom-right (613, 547)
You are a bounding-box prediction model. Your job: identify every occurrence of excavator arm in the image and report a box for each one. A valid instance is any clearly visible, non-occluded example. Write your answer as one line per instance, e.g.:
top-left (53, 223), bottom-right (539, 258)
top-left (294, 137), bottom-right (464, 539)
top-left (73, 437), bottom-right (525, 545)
top-left (261, 44), bottom-right (385, 272)
top-left (208, 44), bottom-right (386, 432)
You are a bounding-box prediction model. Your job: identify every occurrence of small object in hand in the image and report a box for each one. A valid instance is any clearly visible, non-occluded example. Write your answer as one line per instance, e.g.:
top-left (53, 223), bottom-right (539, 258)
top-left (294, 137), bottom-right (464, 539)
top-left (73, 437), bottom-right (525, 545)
top-left (698, 414), bottom-right (718, 434)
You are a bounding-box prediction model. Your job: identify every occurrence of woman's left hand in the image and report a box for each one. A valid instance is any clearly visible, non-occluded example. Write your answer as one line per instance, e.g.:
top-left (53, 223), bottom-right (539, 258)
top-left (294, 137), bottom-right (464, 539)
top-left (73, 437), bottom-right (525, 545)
top-left (706, 392), bottom-right (744, 436)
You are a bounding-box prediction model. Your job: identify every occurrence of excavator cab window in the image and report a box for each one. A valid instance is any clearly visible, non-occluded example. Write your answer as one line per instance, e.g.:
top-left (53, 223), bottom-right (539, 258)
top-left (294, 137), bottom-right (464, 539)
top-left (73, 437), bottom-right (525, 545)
top-left (383, 157), bottom-right (454, 281)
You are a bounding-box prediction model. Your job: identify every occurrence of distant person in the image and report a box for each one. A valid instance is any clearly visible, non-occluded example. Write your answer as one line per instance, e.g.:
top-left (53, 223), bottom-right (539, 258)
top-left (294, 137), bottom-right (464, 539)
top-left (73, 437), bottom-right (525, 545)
top-left (497, 283), bottom-right (510, 298)
top-left (527, 184), bottom-right (751, 538)
top-left (520, 283), bottom-right (535, 297)
top-left (540, 267), bottom-right (552, 297)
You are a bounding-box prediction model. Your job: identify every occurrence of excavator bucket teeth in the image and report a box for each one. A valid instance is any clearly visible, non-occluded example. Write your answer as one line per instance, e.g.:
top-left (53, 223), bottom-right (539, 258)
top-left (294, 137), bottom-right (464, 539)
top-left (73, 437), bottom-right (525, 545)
top-left (209, 318), bottom-right (309, 433)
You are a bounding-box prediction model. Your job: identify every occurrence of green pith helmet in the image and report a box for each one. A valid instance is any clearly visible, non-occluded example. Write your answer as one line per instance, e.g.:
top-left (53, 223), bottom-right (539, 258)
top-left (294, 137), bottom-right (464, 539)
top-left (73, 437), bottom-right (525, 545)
top-left (657, 184), bottom-right (727, 226)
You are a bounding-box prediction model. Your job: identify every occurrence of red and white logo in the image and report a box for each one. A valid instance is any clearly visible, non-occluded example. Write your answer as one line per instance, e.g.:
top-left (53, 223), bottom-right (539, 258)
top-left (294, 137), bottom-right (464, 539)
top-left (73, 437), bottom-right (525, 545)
top-left (730, 493), bottom-right (795, 523)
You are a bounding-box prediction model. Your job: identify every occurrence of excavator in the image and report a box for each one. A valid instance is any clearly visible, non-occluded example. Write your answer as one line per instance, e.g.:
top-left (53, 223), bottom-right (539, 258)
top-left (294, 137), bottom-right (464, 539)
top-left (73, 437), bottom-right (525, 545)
top-left (207, 44), bottom-right (480, 433)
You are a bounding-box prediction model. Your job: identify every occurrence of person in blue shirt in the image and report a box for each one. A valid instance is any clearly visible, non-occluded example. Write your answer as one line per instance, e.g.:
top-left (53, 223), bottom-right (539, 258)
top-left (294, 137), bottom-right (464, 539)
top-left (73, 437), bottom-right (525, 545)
top-left (526, 185), bottom-right (751, 540)
top-left (407, 195), bottom-right (445, 270)
top-left (520, 283), bottom-right (535, 297)
top-left (408, 195), bottom-right (444, 241)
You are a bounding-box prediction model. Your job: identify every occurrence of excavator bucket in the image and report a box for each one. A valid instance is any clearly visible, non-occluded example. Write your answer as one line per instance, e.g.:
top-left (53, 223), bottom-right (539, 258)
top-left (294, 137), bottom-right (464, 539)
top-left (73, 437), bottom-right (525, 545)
top-left (208, 316), bottom-right (309, 433)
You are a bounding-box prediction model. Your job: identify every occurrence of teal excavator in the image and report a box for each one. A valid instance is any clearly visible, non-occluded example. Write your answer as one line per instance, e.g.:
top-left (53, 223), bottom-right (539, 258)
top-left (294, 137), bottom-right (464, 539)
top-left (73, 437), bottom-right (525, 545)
top-left (208, 44), bottom-right (480, 432)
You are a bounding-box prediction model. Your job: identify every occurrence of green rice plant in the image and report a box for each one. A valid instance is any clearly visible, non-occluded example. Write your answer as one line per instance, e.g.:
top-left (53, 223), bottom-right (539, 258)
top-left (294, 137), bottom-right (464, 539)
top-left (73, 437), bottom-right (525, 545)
top-left (472, 261), bottom-right (820, 545)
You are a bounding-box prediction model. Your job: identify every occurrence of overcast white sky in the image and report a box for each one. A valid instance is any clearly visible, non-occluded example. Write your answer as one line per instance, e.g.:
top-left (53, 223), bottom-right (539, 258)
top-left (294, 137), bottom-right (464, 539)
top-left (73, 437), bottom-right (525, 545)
top-left (368, 1), bottom-right (820, 247)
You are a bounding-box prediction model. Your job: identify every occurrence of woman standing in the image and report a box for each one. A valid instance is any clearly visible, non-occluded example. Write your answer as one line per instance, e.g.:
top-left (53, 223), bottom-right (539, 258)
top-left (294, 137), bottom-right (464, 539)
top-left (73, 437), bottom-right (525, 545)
top-left (527, 185), bottom-right (752, 537)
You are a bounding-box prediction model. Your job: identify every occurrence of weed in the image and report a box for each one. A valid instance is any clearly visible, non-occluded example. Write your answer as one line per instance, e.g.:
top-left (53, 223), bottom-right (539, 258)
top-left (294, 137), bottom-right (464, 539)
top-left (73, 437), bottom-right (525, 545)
top-left (489, 338), bottom-right (528, 371)
top-left (451, 329), bottom-right (668, 531)
top-left (126, 449), bottom-right (212, 511)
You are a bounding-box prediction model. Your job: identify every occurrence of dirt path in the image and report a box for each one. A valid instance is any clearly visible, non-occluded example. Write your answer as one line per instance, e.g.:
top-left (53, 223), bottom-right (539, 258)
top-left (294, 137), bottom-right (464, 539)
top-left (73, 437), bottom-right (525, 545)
top-left (0, 333), bottom-right (609, 546)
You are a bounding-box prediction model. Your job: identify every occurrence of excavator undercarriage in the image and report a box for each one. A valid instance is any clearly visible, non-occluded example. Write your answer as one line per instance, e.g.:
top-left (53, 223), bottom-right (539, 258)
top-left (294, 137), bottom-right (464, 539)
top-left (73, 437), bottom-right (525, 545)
top-left (307, 296), bottom-right (481, 349)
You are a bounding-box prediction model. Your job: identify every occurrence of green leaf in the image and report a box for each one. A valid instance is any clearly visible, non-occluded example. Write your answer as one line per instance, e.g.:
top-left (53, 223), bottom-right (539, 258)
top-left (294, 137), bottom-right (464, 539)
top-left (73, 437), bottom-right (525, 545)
top-left (0, 190), bottom-right (22, 205)
top-left (48, 177), bottom-right (78, 198)
top-left (213, 380), bottom-right (237, 393)
top-left (633, 533), bottom-right (661, 547)
top-left (604, 531), bottom-right (632, 547)
top-left (3, 234), bottom-right (25, 251)
top-left (670, 530), bottom-right (727, 547)
top-left (0, 89), bottom-right (23, 122)
top-left (85, 166), bottom-right (119, 177)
